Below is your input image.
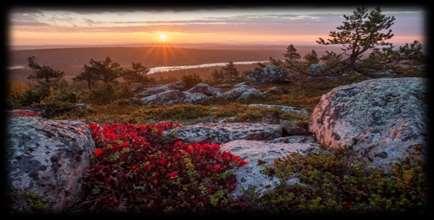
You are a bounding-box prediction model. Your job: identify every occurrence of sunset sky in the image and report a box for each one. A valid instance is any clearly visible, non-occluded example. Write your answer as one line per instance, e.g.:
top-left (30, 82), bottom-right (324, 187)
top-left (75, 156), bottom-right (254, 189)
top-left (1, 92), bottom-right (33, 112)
top-left (9, 7), bottom-right (425, 48)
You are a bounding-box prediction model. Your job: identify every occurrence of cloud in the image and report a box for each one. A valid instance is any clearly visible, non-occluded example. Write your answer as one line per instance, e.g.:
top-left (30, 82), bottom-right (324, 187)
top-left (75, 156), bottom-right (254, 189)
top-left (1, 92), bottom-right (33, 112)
top-left (9, 7), bottom-right (424, 41)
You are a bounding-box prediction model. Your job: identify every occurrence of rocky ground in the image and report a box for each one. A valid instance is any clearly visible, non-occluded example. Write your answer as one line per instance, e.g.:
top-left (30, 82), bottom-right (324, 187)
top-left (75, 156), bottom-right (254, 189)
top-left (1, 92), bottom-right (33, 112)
top-left (6, 76), bottom-right (428, 213)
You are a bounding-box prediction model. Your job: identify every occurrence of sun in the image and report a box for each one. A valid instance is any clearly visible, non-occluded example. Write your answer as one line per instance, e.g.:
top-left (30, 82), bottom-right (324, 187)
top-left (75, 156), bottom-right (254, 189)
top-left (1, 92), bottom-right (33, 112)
top-left (158, 33), bottom-right (168, 42)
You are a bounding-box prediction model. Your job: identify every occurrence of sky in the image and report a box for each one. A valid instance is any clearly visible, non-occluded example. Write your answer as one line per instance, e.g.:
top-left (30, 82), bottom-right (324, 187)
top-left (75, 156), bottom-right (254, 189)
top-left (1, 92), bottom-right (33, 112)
top-left (9, 7), bottom-right (425, 48)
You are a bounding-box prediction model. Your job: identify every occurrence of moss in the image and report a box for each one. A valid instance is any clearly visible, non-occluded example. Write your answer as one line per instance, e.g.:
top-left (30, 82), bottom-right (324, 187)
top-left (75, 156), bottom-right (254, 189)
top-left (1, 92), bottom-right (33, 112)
top-left (54, 102), bottom-right (309, 125)
top-left (134, 104), bottom-right (211, 121)
top-left (253, 150), bottom-right (427, 214)
top-left (11, 191), bottom-right (49, 212)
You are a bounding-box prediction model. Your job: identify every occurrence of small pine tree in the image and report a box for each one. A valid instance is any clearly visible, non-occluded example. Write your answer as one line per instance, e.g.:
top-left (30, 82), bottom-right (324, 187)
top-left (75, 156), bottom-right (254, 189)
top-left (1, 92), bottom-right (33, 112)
top-left (283, 44), bottom-right (303, 73)
top-left (319, 51), bottom-right (345, 75)
top-left (181, 73), bottom-right (202, 89)
top-left (74, 57), bottom-right (123, 89)
top-left (27, 56), bottom-right (64, 87)
top-left (98, 57), bottom-right (123, 84)
top-left (211, 69), bottom-right (225, 84)
top-left (303, 50), bottom-right (319, 65)
top-left (74, 68), bottom-right (99, 90)
top-left (398, 40), bottom-right (424, 64)
top-left (123, 62), bottom-right (152, 85)
top-left (283, 44), bottom-right (301, 63)
top-left (317, 7), bottom-right (396, 70)
top-left (320, 51), bottom-right (343, 66)
top-left (221, 61), bottom-right (239, 82)
top-left (268, 56), bottom-right (284, 66)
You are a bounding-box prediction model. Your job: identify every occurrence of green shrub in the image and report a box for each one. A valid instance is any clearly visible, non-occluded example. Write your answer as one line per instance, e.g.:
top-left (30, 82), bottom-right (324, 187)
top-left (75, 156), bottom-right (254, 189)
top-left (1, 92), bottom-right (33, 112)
top-left (38, 86), bottom-right (79, 117)
top-left (87, 84), bottom-right (117, 104)
top-left (134, 104), bottom-right (211, 121)
top-left (17, 85), bottom-right (50, 107)
top-left (254, 151), bottom-right (427, 214)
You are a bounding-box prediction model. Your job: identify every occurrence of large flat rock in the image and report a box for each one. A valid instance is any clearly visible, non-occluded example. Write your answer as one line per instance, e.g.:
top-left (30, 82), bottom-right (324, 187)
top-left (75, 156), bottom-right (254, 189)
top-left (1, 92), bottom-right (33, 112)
top-left (248, 104), bottom-right (309, 117)
top-left (310, 77), bottom-right (427, 170)
top-left (169, 122), bottom-right (283, 143)
top-left (7, 116), bottom-right (95, 212)
top-left (221, 140), bottom-right (319, 197)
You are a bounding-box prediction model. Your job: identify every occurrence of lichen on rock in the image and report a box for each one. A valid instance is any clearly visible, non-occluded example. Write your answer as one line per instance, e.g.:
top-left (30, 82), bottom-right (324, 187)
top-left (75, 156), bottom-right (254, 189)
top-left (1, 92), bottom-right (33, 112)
top-left (7, 117), bottom-right (95, 212)
top-left (310, 77), bottom-right (427, 170)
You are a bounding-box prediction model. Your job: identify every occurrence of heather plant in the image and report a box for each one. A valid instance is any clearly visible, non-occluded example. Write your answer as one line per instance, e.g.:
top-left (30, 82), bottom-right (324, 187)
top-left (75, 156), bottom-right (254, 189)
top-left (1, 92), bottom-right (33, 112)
top-left (75, 122), bottom-right (246, 213)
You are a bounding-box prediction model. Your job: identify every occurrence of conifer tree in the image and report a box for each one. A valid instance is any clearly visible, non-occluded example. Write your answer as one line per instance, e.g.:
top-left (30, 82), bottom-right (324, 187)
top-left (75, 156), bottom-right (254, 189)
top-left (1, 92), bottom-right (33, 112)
top-left (303, 50), bottom-right (319, 65)
top-left (317, 7), bottom-right (396, 69)
top-left (27, 56), bottom-right (64, 87)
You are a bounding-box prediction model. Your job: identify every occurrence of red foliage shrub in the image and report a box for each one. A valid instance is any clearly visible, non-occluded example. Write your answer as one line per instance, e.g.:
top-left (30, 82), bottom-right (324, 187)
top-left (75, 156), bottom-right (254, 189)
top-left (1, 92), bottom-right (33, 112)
top-left (10, 109), bottom-right (41, 117)
top-left (79, 121), bottom-right (246, 213)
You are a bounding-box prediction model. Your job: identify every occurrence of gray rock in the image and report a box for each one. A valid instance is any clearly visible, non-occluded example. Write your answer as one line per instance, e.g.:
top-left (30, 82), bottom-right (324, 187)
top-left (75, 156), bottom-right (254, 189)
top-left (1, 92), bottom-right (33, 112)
top-left (248, 104), bottom-right (309, 117)
top-left (169, 122), bottom-right (283, 143)
top-left (265, 86), bottom-right (287, 95)
top-left (233, 82), bottom-right (249, 87)
top-left (139, 84), bottom-right (175, 98)
top-left (368, 69), bottom-right (397, 78)
top-left (186, 83), bottom-right (222, 96)
top-left (184, 92), bottom-right (210, 104)
top-left (141, 89), bottom-right (184, 104)
top-left (267, 135), bottom-right (316, 144)
top-left (221, 140), bottom-right (319, 197)
top-left (238, 88), bottom-right (264, 101)
top-left (7, 117), bottom-right (95, 212)
top-left (247, 64), bottom-right (289, 83)
top-left (141, 90), bottom-right (210, 105)
top-left (219, 85), bottom-right (264, 101)
top-left (138, 81), bottom-right (185, 97)
top-left (310, 77), bottom-right (427, 170)
top-left (280, 120), bottom-right (309, 135)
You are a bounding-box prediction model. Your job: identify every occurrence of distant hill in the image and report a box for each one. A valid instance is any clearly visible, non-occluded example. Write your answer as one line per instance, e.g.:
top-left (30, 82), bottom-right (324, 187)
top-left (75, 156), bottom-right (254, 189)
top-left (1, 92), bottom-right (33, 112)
top-left (8, 45), bottom-right (337, 81)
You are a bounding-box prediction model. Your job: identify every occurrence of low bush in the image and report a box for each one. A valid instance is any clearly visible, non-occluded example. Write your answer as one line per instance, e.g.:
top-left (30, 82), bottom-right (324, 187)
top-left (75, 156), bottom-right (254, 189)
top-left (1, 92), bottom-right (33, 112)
top-left (75, 122), bottom-right (246, 213)
top-left (14, 85), bottom-right (50, 107)
top-left (7, 80), bottom-right (32, 108)
top-left (134, 104), bottom-right (211, 122)
top-left (252, 151), bottom-right (427, 214)
top-left (87, 84), bottom-right (117, 104)
top-left (36, 85), bottom-right (80, 117)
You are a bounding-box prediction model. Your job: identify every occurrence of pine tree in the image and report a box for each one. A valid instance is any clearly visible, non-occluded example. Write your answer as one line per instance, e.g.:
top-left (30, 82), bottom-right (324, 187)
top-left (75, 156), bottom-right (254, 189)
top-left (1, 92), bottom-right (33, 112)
top-left (74, 57), bottom-right (123, 89)
top-left (320, 51), bottom-right (343, 66)
top-left (211, 69), bottom-right (225, 83)
top-left (283, 44), bottom-right (303, 73)
top-left (303, 50), bottom-right (319, 65)
top-left (221, 61), bottom-right (239, 82)
top-left (74, 68), bottom-right (99, 90)
top-left (27, 56), bottom-right (64, 87)
top-left (283, 44), bottom-right (301, 63)
top-left (181, 73), bottom-right (202, 89)
top-left (317, 7), bottom-right (395, 69)
top-left (398, 40), bottom-right (424, 64)
top-left (123, 62), bottom-right (152, 85)
top-left (97, 57), bottom-right (123, 84)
